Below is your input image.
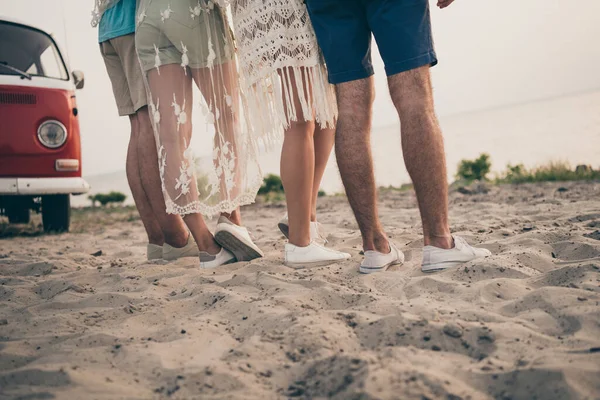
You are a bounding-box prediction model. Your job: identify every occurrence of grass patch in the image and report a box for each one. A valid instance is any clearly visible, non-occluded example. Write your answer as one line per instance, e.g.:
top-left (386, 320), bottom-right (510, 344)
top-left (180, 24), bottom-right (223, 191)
top-left (380, 183), bottom-right (414, 192)
top-left (495, 162), bottom-right (600, 184)
top-left (455, 154), bottom-right (599, 185)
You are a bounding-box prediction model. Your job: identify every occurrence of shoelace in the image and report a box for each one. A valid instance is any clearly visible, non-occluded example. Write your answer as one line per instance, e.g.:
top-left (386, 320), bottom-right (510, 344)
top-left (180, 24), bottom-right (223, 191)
top-left (455, 236), bottom-right (476, 256)
top-left (314, 222), bottom-right (328, 244)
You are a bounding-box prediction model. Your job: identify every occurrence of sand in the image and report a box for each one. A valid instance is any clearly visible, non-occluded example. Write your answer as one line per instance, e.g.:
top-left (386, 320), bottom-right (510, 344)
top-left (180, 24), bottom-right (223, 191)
top-left (1, 181), bottom-right (599, 400)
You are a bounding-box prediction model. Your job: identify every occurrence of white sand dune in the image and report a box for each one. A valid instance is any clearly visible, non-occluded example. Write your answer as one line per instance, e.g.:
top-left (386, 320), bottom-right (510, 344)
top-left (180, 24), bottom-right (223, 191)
top-left (0, 182), bottom-right (599, 399)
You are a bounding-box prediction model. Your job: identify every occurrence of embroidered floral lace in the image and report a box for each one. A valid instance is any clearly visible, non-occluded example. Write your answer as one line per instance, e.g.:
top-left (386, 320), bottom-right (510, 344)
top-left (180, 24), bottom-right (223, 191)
top-left (136, 0), bottom-right (263, 217)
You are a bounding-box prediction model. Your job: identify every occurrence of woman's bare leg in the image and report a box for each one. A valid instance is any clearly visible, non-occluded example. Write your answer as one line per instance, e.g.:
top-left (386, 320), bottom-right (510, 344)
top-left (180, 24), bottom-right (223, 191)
top-left (311, 125), bottom-right (335, 222)
top-left (191, 62), bottom-right (243, 226)
top-left (146, 64), bottom-right (220, 254)
top-left (277, 67), bottom-right (319, 247)
top-left (281, 119), bottom-right (315, 247)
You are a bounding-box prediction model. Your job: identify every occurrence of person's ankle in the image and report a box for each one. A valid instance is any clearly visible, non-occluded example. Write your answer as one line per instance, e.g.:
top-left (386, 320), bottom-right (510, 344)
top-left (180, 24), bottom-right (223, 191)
top-left (363, 233), bottom-right (389, 253)
top-left (197, 236), bottom-right (221, 255)
top-left (164, 230), bottom-right (189, 248)
top-left (425, 235), bottom-right (454, 250)
top-left (149, 237), bottom-right (165, 247)
top-left (221, 211), bottom-right (241, 226)
top-left (289, 235), bottom-right (311, 248)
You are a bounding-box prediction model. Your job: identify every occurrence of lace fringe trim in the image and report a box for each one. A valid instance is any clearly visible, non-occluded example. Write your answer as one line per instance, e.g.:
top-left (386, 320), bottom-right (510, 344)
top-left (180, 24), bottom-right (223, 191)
top-left (243, 63), bottom-right (337, 150)
top-left (164, 178), bottom-right (263, 218)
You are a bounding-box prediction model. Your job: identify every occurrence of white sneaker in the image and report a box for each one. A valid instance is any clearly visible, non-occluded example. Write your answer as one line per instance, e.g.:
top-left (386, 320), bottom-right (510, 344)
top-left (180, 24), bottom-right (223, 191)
top-left (278, 215), bottom-right (328, 245)
top-left (147, 244), bottom-right (163, 260)
top-left (284, 242), bottom-right (350, 269)
top-left (421, 235), bottom-right (491, 273)
top-left (163, 234), bottom-right (199, 261)
top-left (199, 248), bottom-right (236, 269)
top-left (359, 241), bottom-right (405, 274)
top-left (214, 216), bottom-right (264, 261)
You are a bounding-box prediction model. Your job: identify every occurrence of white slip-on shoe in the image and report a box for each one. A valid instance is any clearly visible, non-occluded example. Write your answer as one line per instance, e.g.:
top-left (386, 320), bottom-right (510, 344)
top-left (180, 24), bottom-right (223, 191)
top-left (359, 241), bottom-right (405, 274)
top-left (163, 234), bottom-right (199, 261)
top-left (284, 241), bottom-right (351, 269)
top-left (421, 235), bottom-right (492, 273)
top-left (147, 244), bottom-right (163, 260)
top-left (278, 215), bottom-right (328, 245)
top-left (214, 216), bottom-right (264, 261)
top-left (199, 248), bottom-right (236, 269)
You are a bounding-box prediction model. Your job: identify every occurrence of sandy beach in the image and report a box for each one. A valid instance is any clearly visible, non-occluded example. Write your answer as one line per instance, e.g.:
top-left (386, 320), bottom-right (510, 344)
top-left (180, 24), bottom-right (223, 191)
top-left (1, 181), bottom-right (599, 400)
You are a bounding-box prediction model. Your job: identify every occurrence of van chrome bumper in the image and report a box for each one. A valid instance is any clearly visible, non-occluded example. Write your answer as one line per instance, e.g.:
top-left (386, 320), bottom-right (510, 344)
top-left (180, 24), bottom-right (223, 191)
top-left (0, 177), bottom-right (90, 195)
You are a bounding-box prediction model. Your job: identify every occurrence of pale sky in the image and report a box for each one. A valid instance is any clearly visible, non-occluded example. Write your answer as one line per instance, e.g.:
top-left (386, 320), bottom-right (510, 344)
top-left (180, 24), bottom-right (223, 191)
top-left (1, 0), bottom-right (599, 177)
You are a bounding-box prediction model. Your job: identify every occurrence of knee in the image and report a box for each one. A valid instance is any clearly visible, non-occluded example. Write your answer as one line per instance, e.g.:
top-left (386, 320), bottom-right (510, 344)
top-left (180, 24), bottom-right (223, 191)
top-left (337, 91), bottom-right (374, 115)
top-left (286, 120), bottom-right (316, 139)
top-left (135, 106), bottom-right (155, 134)
top-left (335, 80), bottom-right (374, 126)
top-left (389, 67), bottom-right (434, 118)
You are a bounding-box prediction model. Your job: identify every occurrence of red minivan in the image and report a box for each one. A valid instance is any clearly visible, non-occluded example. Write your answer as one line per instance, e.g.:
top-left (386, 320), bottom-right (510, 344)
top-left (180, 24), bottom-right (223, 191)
top-left (0, 17), bottom-right (89, 232)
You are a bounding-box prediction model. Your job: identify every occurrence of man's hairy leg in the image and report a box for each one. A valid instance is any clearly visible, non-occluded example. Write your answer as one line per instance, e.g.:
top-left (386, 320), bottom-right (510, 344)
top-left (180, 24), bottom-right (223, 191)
top-left (388, 66), bottom-right (452, 249)
top-left (136, 107), bottom-right (188, 248)
top-left (335, 77), bottom-right (389, 253)
top-left (126, 113), bottom-right (164, 246)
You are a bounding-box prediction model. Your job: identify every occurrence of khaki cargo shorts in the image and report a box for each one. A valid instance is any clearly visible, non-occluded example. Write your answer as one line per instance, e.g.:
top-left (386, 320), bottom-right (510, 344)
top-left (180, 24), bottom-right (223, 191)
top-left (135, 0), bottom-right (234, 73)
top-left (99, 33), bottom-right (148, 116)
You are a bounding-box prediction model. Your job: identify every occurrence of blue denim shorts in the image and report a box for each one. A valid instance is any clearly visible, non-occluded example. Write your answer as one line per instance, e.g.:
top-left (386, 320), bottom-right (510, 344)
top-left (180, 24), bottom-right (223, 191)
top-left (305, 0), bottom-right (438, 84)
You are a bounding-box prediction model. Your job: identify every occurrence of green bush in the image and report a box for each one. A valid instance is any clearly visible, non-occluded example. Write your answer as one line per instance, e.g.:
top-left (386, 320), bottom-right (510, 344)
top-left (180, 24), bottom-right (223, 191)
top-left (258, 174), bottom-right (284, 195)
top-left (456, 153), bottom-right (491, 182)
top-left (88, 191), bottom-right (127, 207)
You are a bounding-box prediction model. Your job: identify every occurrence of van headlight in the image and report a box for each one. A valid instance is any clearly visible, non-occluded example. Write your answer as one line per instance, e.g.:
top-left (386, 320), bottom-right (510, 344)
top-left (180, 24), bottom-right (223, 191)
top-left (38, 120), bottom-right (67, 149)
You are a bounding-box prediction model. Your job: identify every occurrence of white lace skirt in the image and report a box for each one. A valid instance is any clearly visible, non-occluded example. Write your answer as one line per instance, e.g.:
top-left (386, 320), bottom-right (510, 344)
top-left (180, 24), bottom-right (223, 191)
top-left (135, 0), bottom-right (263, 217)
top-left (231, 0), bottom-right (338, 146)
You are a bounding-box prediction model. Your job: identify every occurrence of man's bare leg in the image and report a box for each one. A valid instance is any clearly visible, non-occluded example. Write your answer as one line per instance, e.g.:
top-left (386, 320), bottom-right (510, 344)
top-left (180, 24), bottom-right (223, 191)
top-left (388, 66), bottom-right (452, 249)
top-left (311, 125), bottom-right (335, 222)
top-left (335, 77), bottom-right (389, 253)
top-left (126, 114), bottom-right (164, 246)
top-left (135, 107), bottom-right (189, 248)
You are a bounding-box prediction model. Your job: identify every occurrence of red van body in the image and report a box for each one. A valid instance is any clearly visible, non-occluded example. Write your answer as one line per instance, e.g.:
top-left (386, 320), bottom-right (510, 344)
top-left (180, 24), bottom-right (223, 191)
top-left (0, 18), bottom-right (89, 232)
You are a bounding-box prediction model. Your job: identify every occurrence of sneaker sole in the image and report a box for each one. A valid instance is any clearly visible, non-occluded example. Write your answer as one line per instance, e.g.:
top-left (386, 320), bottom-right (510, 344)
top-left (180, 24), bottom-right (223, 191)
top-left (163, 251), bottom-right (199, 261)
top-left (200, 257), bottom-right (237, 269)
top-left (278, 222), bottom-right (290, 239)
top-left (285, 258), bottom-right (345, 269)
top-left (421, 260), bottom-right (464, 273)
top-left (359, 259), bottom-right (404, 274)
top-left (214, 230), bottom-right (263, 262)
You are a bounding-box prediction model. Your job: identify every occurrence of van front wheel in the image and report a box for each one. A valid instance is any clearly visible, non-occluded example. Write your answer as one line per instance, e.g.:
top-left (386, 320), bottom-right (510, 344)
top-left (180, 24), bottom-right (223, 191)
top-left (6, 203), bottom-right (30, 224)
top-left (42, 195), bottom-right (70, 233)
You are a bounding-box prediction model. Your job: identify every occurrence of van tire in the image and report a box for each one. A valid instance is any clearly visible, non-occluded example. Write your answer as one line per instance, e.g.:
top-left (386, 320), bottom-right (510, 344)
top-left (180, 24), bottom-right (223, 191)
top-left (7, 203), bottom-right (30, 224)
top-left (42, 195), bottom-right (70, 233)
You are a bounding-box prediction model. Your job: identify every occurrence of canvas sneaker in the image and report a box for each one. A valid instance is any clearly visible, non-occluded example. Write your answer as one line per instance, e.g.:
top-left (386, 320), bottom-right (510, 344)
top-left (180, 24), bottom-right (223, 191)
top-left (359, 241), bottom-right (405, 274)
top-left (214, 216), bottom-right (264, 261)
top-left (284, 241), bottom-right (351, 268)
top-left (147, 244), bottom-right (163, 260)
top-left (421, 235), bottom-right (491, 273)
top-left (278, 214), bottom-right (328, 245)
top-left (199, 248), bottom-right (236, 269)
top-left (162, 234), bottom-right (199, 261)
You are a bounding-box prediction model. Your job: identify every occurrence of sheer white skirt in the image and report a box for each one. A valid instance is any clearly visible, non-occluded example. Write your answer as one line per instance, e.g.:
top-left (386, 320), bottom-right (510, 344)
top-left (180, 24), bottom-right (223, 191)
top-left (136, 0), bottom-right (262, 217)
